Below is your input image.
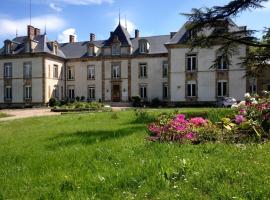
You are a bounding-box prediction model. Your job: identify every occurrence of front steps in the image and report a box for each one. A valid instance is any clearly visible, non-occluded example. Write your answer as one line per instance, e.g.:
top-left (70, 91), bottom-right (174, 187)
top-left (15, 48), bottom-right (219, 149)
top-left (106, 102), bottom-right (132, 107)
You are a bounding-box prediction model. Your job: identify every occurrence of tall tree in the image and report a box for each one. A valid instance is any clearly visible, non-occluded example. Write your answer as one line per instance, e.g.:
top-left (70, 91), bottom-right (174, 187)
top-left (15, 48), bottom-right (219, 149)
top-left (183, 0), bottom-right (270, 72)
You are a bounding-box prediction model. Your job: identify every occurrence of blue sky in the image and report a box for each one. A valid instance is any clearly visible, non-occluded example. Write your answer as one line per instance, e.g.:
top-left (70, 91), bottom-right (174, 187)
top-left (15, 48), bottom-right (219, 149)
top-left (0, 0), bottom-right (270, 44)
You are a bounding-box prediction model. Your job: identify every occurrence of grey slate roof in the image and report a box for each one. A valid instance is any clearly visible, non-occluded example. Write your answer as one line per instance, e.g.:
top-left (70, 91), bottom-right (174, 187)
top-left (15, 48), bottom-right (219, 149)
top-left (59, 40), bottom-right (104, 59)
top-left (131, 35), bottom-right (170, 54)
top-left (0, 24), bottom-right (171, 59)
top-left (104, 24), bottom-right (132, 47)
top-left (0, 34), bottom-right (66, 58)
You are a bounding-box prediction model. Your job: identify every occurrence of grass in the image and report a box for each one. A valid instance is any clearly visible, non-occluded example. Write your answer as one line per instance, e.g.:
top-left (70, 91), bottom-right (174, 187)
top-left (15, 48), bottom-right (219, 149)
top-left (0, 108), bottom-right (269, 199)
top-left (0, 112), bottom-right (10, 118)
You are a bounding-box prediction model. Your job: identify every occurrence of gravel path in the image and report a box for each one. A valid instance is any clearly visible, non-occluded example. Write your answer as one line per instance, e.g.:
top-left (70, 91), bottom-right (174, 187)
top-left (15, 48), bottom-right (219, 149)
top-left (0, 108), bottom-right (60, 121)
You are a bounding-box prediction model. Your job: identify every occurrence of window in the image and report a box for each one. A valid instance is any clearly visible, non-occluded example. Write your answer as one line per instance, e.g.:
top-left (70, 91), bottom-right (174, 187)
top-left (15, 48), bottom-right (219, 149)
top-left (4, 86), bottom-right (12, 100)
top-left (67, 66), bottom-right (75, 80)
top-left (4, 63), bottom-right (12, 78)
top-left (24, 85), bottom-right (32, 99)
top-left (187, 54), bottom-right (197, 71)
top-left (139, 63), bottom-right (147, 78)
top-left (140, 85), bottom-right (147, 99)
top-left (163, 83), bottom-right (168, 99)
top-left (139, 41), bottom-right (148, 53)
top-left (88, 46), bottom-right (93, 56)
top-left (217, 56), bottom-right (228, 70)
top-left (112, 43), bottom-right (120, 55)
top-left (187, 82), bottom-right (197, 97)
top-left (217, 81), bottom-right (228, 97)
top-left (163, 62), bottom-right (168, 77)
top-left (53, 86), bottom-right (59, 99)
top-left (53, 43), bottom-right (58, 55)
top-left (249, 77), bottom-right (257, 94)
top-left (23, 62), bottom-right (32, 79)
top-left (68, 86), bottom-right (75, 100)
top-left (88, 86), bottom-right (95, 100)
top-left (5, 43), bottom-right (11, 54)
top-left (88, 66), bottom-right (95, 80)
top-left (53, 65), bottom-right (58, 79)
top-left (112, 65), bottom-right (120, 79)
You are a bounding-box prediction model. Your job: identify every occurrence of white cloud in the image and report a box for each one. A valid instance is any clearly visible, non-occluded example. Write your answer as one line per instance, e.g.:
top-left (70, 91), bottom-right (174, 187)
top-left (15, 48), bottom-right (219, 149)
top-left (49, 3), bottom-right (63, 12)
top-left (114, 18), bottom-right (136, 35)
top-left (58, 28), bottom-right (77, 43)
top-left (262, 1), bottom-right (270, 10)
top-left (51, 0), bottom-right (113, 5)
top-left (0, 14), bottom-right (66, 38)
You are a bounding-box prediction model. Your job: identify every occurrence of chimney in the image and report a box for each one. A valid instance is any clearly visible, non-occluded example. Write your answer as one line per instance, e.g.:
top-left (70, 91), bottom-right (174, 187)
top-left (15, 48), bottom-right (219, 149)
top-left (27, 25), bottom-right (35, 40)
top-left (170, 32), bottom-right (177, 39)
top-left (34, 28), bottom-right (40, 36)
top-left (69, 35), bottom-right (75, 43)
top-left (90, 33), bottom-right (96, 42)
top-left (110, 31), bottom-right (114, 37)
top-left (135, 29), bottom-right (140, 38)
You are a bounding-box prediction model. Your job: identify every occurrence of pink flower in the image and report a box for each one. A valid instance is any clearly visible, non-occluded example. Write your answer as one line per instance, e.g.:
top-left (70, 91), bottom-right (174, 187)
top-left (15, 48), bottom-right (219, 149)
top-left (185, 132), bottom-right (195, 140)
top-left (175, 114), bottom-right (187, 123)
top-left (148, 123), bottom-right (161, 136)
top-left (176, 125), bottom-right (186, 132)
top-left (239, 109), bottom-right (246, 115)
top-left (189, 117), bottom-right (207, 126)
top-left (235, 115), bottom-right (245, 124)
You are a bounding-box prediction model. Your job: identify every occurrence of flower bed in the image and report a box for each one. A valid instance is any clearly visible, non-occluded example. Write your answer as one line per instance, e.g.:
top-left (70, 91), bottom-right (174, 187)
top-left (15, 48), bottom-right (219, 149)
top-left (51, 102), bottom-right (112, 113)
top-left (148, 92), bottom-right (270, 144)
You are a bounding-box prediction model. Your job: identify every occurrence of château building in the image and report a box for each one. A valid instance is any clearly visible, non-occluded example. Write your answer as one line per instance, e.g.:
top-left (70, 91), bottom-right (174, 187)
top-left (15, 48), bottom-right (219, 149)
top-left (0, 21), bottom-right (250, 107)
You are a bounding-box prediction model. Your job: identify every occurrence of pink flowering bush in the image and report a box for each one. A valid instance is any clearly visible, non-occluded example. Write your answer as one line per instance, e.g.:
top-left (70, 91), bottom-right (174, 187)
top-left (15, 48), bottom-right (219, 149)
top-left (147, 114), bottom-right (220, 144)
top-left (221, 92), bottom-right (270, 142)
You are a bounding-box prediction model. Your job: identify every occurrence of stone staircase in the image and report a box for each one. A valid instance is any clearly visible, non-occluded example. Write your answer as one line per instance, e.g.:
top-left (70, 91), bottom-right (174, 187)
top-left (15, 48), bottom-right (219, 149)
top-left (106, 102), bottom-right (132, 107)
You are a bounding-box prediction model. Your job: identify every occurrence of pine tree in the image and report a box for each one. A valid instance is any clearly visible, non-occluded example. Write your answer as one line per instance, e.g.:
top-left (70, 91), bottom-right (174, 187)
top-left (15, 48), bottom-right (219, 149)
top-left (183, 0), bottom-right (270, 72)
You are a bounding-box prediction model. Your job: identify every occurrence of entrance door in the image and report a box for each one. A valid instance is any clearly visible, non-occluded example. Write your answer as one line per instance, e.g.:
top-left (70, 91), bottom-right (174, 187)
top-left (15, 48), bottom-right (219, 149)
top-left (112, 84), bottom-right (121, 102)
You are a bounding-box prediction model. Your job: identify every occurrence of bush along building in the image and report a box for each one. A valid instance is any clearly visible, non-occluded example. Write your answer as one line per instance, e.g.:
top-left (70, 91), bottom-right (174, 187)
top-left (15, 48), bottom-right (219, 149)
top-left (0, 21), bottom-right (249, 108)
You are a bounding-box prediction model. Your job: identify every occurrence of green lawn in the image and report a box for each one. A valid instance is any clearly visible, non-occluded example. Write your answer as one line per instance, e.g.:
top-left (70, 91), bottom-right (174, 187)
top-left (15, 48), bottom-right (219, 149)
top-left (0, 112), bottom-right (10, 118)
top-left (0, 108), bottom-right (270, 199)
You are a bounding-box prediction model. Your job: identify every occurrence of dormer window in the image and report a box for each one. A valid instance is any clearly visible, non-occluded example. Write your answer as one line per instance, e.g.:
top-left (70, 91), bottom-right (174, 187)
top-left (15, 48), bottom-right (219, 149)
top-left (112, 43), bottom-right (120, 56)
top-left (88, 46), bottom-right (94, 56)
top-left (139, 39), bottom-right (149, 54)
top-left (6, 44), bottom-right (11, 54)
top-left (53, 43), bottom-right (58, 55)
top-left (4, 41), bottom-right (12, 54)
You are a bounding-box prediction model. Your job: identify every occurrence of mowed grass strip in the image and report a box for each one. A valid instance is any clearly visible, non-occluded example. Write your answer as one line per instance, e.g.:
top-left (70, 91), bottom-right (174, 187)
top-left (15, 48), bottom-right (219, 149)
top-left (0, 109), bottom-right (269, 199)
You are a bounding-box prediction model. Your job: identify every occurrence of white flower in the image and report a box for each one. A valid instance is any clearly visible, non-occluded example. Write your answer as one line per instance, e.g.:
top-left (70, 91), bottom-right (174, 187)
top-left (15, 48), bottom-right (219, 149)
top-left (244, 93), bottom-right (251, 98)
top-left (251, 100), bottom-right (258, 105)
top-left (239, 101), bottom-right (246, 106)
top-left (231, 104), bottom-right (239, 109)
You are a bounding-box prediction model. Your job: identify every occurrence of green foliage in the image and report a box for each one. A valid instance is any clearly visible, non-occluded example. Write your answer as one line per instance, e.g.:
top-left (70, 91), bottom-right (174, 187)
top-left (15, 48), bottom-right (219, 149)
top-left (48, 98), bottom-right (57, 107)
top-left (151, 98), bottom-right (162, 107)
top-left (52, 101), bottom-right (108, 112)
top-left (0, 109), bottom-right (270, 199)
top-left (133, 109), bottom-right (153, 123)
top-left (131, 96), bottom-right (141, 107)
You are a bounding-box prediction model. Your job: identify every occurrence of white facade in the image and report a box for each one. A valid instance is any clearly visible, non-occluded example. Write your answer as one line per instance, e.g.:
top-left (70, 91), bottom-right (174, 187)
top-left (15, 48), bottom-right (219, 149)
top-left (0, 22), bottom-right (248, 107)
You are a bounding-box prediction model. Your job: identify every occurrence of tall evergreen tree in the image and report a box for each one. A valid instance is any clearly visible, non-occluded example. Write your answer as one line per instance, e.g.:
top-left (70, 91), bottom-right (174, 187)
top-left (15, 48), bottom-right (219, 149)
top-left (183, 0), bottom-right (270, 72)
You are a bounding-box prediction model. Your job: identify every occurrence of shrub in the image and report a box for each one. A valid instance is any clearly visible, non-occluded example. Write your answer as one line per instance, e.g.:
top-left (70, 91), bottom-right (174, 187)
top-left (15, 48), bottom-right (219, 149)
top-left (48, 98), bottom-right (57, 107)
top-left (147, 113), bottom-right (219, 144)
top-left (131, 96), bottom-right (141, 107)
top-left (80, 96), bottom-right (85, 102)
top-left (151, 97), bottom-right (162, 107)
top-left (75, 96), bottom-right (80, 102)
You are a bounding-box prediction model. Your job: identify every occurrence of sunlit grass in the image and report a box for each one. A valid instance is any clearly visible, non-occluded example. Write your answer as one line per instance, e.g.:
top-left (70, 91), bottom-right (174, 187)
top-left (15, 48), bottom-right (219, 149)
top-left (0, 108), bottom-right (269, 199)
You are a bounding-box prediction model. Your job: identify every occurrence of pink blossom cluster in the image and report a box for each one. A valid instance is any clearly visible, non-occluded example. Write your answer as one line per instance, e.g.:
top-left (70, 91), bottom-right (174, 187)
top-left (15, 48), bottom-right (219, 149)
top-left (148, 114), bottom-right (208, 143)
